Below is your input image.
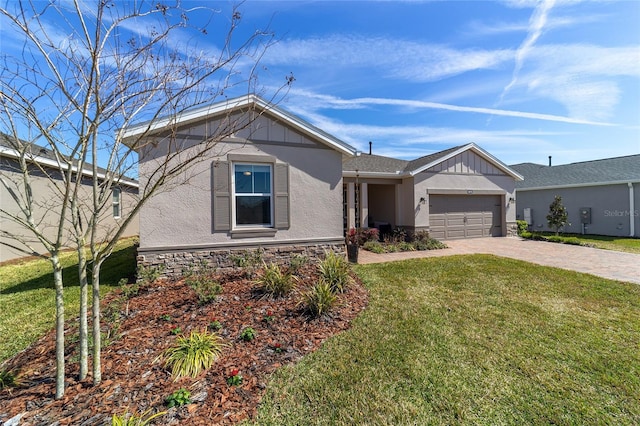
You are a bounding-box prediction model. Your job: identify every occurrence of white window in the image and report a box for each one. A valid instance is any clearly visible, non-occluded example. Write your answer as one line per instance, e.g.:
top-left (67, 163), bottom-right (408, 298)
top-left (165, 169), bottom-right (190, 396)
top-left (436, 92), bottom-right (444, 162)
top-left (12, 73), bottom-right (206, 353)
top-left (232, 163), bottom-right (272, 227)
top-left (112, 187), bottom-right (121, 218)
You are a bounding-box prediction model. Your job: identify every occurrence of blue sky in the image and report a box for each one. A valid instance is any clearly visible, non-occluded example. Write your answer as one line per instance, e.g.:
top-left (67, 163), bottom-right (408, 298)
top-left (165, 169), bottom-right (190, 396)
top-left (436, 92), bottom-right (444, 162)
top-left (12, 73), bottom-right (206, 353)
top-left (227, 0), bottom-right (640, 166)
top-left (1, 0), bottom-right (639, 167)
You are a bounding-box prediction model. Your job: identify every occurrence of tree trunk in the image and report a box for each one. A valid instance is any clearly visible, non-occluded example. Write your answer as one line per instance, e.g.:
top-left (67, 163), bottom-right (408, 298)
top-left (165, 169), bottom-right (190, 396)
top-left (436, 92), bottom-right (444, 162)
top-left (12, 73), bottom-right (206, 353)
top-left (91, 261), bottom-right (102, 385)
top-left (51, 255), bottom-right (65, 399)
top-left (77, 244), bottom-right (89, 380)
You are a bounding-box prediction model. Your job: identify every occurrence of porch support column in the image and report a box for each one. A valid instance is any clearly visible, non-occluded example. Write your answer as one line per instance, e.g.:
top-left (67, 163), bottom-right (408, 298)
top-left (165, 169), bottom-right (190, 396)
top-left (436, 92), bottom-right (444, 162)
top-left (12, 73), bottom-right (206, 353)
top-left (347, 182), bottom-right (356, 230)
top-left (360, 182), bottom-right (369, 228)
top-left (395, 183), bottom-right (402, 228)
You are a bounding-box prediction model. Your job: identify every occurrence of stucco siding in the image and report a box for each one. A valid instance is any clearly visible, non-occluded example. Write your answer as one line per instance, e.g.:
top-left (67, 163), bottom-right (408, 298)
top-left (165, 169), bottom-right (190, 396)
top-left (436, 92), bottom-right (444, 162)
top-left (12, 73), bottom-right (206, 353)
top-left (414, 172), bottom-right (516, 232)
top-left (137, 119), bottom-right (344, 252)
top-left (516, 184), bottom-right (638, 236)
top-left (1, 156), bottom-right (139, 262)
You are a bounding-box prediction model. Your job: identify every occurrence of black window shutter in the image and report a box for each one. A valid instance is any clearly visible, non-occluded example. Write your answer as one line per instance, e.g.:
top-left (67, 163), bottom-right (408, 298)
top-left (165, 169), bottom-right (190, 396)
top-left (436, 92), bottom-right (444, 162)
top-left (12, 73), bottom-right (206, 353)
top-left (212, 161), bottom-right (231, 231)
top-left (274, 163), bottom-right (290, 229)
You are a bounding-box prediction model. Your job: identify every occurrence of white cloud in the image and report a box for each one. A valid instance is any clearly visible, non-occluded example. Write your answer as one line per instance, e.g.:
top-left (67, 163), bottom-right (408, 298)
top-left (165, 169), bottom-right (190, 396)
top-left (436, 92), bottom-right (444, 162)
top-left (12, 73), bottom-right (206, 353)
top-left (498, 0), bottom-right (556, 102)
top-left (265, 35), bottom-right (513, 82)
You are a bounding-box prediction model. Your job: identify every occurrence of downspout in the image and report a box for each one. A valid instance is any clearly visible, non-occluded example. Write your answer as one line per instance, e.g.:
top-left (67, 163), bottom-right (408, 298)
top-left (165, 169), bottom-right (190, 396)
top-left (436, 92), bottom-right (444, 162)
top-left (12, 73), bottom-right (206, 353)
top-left (629, 182), bottom-right (635, 237)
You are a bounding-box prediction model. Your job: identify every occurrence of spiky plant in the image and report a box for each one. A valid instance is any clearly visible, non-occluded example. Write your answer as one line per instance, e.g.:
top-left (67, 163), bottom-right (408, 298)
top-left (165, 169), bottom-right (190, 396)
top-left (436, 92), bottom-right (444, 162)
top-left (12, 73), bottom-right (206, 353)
top-left (256, 262), bottom-right (297, 297)
top-left (163, 330), bottom-right (226, 379)
top-left (300, 279), bottom-right (338, 317)
top-left (318, 251), bottom-right (352, 293)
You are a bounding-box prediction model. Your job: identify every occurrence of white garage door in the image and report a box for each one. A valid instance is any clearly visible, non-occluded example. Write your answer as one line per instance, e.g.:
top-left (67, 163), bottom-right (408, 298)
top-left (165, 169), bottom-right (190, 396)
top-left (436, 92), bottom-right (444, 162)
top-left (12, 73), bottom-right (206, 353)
top-left (429, 195), bottom-right (502, 240)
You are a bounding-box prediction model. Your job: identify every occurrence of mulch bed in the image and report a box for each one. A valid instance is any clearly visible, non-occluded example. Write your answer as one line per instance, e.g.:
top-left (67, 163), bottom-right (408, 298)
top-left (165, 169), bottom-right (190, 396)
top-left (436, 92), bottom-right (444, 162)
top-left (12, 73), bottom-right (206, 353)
top-left (0, 265), bottom-right (368, 425)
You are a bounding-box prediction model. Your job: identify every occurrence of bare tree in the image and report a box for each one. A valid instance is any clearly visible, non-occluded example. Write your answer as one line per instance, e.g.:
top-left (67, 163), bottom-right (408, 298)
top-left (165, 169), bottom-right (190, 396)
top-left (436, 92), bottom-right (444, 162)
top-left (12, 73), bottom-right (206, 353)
top-left (0, 0), bottom-right (291, 398)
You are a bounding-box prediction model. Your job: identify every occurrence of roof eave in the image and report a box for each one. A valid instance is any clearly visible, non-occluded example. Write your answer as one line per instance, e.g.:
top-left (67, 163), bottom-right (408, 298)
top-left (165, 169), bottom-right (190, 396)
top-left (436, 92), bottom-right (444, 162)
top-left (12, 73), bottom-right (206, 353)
top-left (120, 94), bottom-right (358, 157)
top-left (343, 170), bottom-right (406, 178)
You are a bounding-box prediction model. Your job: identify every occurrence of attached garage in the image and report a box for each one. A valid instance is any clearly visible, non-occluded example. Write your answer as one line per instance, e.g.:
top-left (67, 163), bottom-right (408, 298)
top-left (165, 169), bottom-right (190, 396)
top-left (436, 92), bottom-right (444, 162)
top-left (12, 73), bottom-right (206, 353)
top-left (429, 194), bottom-right (503, 239)
top-left (343, 143), bottom-right (523, 240)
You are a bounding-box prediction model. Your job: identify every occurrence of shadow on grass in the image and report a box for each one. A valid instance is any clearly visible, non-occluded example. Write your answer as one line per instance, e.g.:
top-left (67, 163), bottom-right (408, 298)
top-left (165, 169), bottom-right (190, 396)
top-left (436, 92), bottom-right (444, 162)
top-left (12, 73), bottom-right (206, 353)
top-left (0, 244), bottom-right (137, 295)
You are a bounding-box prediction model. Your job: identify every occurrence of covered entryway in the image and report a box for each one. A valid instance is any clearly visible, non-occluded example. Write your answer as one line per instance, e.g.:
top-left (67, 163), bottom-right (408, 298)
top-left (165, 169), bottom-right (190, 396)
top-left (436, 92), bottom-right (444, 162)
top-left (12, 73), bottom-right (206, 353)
top-left (429, 194), bottom-right (502, 239)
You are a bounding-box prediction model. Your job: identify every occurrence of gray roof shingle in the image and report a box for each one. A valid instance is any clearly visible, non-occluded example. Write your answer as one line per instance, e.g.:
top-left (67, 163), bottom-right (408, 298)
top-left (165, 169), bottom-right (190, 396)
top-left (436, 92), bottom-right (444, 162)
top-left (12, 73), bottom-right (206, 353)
top-left (511, 154), bottom-right (640, 189)
top-left (343, 145), bottom-right (466, 174)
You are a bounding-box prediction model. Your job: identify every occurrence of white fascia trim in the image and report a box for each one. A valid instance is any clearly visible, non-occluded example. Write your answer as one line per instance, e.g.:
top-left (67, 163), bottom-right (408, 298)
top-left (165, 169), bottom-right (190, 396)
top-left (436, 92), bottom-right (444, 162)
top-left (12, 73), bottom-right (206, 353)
top-left (343, 170), bottom-right (404, 178)
top-left (409, 142), bottom-right (524, 181)
top-left (0, 147), bottom-right (139, 189)
top-left (515, 179), bottom-right (640, 191)
top-left (120, 94), bottom-right (358, 157)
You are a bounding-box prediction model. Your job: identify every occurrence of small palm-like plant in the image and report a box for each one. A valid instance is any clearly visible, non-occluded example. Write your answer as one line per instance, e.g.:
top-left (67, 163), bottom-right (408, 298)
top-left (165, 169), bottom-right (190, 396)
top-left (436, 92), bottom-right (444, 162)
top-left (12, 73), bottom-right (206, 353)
top-left (163, 330), bottom-right (226, 379)
top-left (300, 279), bottom-right (337, 317)
top-left (111, 409), bottom-right (167, 426)
top-left (318, 251), bottom-right (352, 293)
top-left (256, 262), bottom-right (297, 297)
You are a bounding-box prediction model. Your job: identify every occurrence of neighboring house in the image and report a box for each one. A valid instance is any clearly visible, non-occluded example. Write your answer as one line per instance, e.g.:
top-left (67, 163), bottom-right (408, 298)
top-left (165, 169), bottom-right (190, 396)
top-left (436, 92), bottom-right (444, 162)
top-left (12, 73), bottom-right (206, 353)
top-left (511, 155), bottom-right (640, 237)
top-left (343, 143), bottom-right (523, 240)
top-left (122, 95), bottom-right (358, 277)
top-left (0, 134), bottom-right (139, 263)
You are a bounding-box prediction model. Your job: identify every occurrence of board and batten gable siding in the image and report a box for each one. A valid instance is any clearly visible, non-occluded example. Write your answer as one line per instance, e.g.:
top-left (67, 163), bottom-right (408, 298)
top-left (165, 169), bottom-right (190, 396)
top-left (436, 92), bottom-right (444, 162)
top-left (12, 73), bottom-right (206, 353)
top-left (410, 150), bottom-right (516, 233)
top-left (424, 149), bottom-right (507, 175)
top-left (137, 110), bottom-right (344, 253)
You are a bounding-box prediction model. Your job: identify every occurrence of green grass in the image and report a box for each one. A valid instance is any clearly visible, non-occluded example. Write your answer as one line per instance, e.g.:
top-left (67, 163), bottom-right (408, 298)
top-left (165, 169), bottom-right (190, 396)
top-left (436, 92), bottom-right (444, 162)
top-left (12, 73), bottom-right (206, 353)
top-left (0, 238), bottom-right (137, 364)
top-left (522, 232), bottom-right (640, 254)
top-left (569, 234), bottom-right (640, 254)
top-left (250, 255), bottom-right (640, 425)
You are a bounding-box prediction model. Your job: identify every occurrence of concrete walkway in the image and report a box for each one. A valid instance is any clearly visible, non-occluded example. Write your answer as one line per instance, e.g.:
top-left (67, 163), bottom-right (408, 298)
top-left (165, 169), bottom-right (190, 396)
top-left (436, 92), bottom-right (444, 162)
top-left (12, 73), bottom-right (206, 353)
top-left (357, 237), bottom-right (640, 285)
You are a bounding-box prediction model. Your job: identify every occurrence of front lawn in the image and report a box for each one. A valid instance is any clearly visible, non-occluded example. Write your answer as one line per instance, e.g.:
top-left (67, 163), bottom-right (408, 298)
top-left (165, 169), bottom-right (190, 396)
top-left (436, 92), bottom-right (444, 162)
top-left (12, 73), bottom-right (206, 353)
top-left (251, 255), bottom-right (640, 425)
top-left (519, 231), bottom-right (640, 254)
top-left (0, 238), bottom-right (137, 364)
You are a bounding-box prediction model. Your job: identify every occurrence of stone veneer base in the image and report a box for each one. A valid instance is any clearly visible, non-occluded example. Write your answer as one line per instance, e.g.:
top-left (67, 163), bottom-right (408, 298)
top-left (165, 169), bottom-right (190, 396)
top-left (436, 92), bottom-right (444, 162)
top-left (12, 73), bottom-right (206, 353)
top-left (136, 242), bottom-right (346, 280)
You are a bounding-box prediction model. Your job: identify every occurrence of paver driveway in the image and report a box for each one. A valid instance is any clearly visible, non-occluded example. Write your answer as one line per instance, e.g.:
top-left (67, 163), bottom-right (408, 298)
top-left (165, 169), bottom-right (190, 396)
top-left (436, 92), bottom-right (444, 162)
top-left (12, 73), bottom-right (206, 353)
top-left (357, 237), bottom-right (640, 284)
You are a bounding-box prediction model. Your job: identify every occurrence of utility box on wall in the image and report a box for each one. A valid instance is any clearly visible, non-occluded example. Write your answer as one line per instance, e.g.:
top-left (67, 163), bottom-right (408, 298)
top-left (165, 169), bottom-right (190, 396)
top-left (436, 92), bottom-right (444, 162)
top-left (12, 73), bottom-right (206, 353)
top-left (579, 207), bottom-right (591, 224)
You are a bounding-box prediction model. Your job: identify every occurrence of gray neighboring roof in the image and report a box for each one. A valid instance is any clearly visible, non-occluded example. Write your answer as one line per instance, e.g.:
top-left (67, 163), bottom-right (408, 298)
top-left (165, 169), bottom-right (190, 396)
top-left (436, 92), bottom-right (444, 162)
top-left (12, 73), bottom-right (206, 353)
top-left (511, 154), bottom-right (640, 190)
top-left (0, 133), bottom-right (138, 188)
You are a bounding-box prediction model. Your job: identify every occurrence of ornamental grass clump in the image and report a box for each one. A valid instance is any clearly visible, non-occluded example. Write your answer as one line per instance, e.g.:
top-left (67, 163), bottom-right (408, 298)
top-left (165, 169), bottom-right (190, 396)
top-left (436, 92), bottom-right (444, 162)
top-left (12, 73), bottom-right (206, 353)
top-left (318, 251), bottom-right (352, 294)
top-left (163, 330), bottom-right (226, 379)
top-left (300, 279), bottom-right (337, 317)
top-left (256, 262), bottom-right (297, 298)
top-left (111, 409), bottom-right (167, 426)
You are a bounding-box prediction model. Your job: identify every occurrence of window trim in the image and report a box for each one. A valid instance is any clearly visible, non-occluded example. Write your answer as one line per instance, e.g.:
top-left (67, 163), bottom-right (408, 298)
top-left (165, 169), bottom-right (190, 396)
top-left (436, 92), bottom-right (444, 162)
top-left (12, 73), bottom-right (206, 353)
top-left (112, 187), bottom-right (121, 219)
top-left (231, 162), bottom-right (274, 229)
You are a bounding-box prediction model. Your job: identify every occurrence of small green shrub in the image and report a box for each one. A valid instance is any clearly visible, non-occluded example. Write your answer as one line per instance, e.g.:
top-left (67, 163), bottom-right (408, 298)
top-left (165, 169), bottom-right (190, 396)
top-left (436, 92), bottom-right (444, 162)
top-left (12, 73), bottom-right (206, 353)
top-left (187, 277), bottom-right (223, 305)
top-left (170, 326), bottom-right (181, 335)
top-left (137, 264), bottom-right (164, 285)
top-left (563, 237), bottom-right (583, 246)
top-left (230, 248), bottom-right (264, 277)
top-left (227, 368), bottom-right (243, 386)
top-left (208, 320), bottom-right (222, 331)
top-left (288, 254), bottom-right (309, 274)
top-left (240, 327), bottom-right (256, 341)
top-left (516, 220), bottom-right (529, 235)
top-left (165, 388), bottom-right (191, 408)
top-left (183, 261), bottom-right (221, 305)
top-left (0, 369), bottom-right (20, 389)
top-left (159, 314), bottom-right (172, 322)
top-left (163, 330), bottom-right (226, 379)
top-left (300, 280), bottom-right (337, 317)
top-left (520, 231), bottom-right (533, 239)
top-left (318, 251), bottom-right (352, 293)
top-left (413, 238), bottom-right (447, 251)
top-left (397, 241), bottom-right (416, 252)
top-left (256, 262), bottom-right (297, 297)
top-left (111, 409), bottom-right (167, 426)
top-left (362, 241), bottom-right (386, 254)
